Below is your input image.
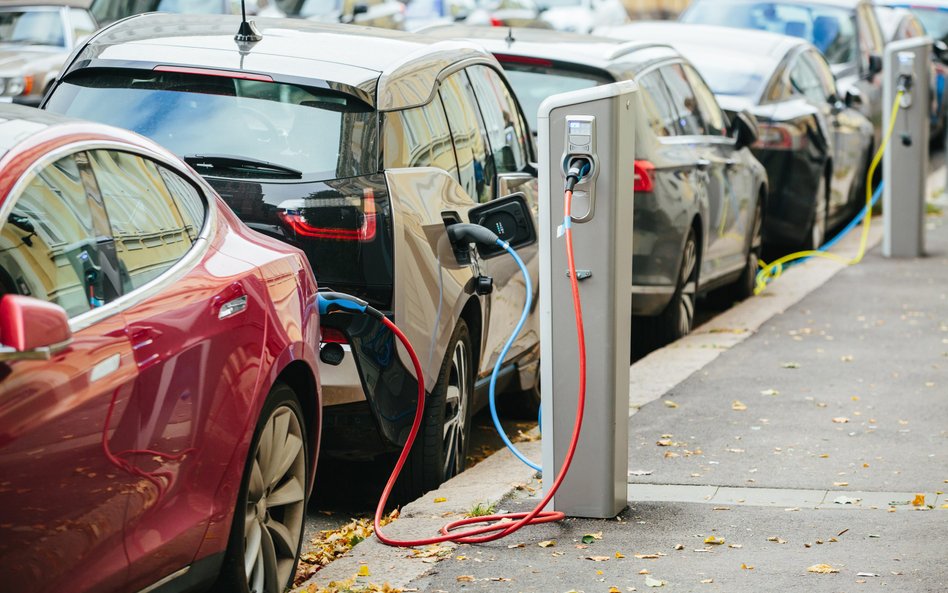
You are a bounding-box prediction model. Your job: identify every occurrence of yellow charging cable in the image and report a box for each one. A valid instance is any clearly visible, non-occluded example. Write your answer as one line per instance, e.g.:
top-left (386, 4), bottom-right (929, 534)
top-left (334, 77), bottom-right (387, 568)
top-left (754, 89), bottom-right (905, 295)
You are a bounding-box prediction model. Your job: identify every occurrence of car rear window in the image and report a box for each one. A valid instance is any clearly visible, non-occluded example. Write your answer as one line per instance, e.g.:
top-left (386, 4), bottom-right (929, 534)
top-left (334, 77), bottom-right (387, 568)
top-left (499, 64), bottom-right (611, 131)
top-left (46, 68), bottom-right (378, 181)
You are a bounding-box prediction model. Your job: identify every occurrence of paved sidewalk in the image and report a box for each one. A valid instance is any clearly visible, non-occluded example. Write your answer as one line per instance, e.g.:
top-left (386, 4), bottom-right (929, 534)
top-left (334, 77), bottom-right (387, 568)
top-left (299, 213), bottom-right (947, 593)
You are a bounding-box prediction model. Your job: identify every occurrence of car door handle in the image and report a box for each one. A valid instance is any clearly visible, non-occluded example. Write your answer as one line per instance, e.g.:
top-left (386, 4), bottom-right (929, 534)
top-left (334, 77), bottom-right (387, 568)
top-left (695, 159), bottom-right (711, 172)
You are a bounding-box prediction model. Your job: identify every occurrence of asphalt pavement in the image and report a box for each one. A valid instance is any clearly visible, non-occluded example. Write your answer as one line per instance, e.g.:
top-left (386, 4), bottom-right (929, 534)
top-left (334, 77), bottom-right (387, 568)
top-left (298, 192), bottom-right (948, 592)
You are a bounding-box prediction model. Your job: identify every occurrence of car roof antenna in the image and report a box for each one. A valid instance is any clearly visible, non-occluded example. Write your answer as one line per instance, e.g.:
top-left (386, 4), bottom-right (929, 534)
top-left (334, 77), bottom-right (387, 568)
top-left (505, 27), bottom-right (515, 48)
top-left (235, 0), bottom-right (262, 43)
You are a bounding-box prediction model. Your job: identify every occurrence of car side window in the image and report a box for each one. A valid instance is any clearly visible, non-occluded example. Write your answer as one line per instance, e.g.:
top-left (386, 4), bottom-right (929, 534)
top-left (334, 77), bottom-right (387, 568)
top-left (382, 99), bottom-right (459, 183)
top-left (86, 150), bottom-right (196, 292)
top-left (682, 65), bottom-right (727, 137)
top-left (0, 155), bottom-right (116, 317)
top-left (856, 4), bottom-right (884, 72)
top-left (660, 64), bottom-right (706, 136)
top-left (157, 166), bottom-right (207, 241)
top-left (440, 70), bottom-right (494, 203)
top-left (636, 69), bottom-right (679, 137)
top-left (789, 55), bottom-right (827, 105)
top-left (805, 50), bottom-right (839, 102)
top-left (466, 65), bottom-right (531, 177)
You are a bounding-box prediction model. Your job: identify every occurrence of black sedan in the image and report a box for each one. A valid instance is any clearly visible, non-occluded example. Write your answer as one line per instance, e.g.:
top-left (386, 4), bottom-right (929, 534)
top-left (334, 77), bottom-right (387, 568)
top-left (598, 22), bottom-right (874, 251)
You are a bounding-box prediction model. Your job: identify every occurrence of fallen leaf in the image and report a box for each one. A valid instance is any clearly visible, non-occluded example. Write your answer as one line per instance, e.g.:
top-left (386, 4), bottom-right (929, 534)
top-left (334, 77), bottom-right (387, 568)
top-left (704, 536), bottom-right (725, 545)
top-left (674, 544), bottom-right (684, 551)
top-left (586, 556), bottom-right (610, 562)
top-left (728, 544), bottom-right (743, 549)
top-left (760, 389), bottom-right (780, 396)
top-left (629, 470), bottom-right (653, 477)
top-left (834, 482), bottom-right (849, 487)
top-left (700, 578), bottom-right (713, 584)
top-left (538, 540), bottom-right (556, 548)
top-left (912, 494), bottom-right (926, 507)
top-left (664, 400), bottom-right (679, 408)
top-left (433, 497), bottom-right (447, 503)
top-left (741, 563), bottom-right (754, 570)
top-left (781, 361), bottom-right (800, 368)
top-left (837, 529), bottom-right (850, 537)
top-left (609, 588), bottom-right (622, 593)
top-left (456, 575), bottom-right (475, 582)
top-left (856, 572), bottom-right (880, 577)
top-left (834, 496), bottom-right (861, 505)
top-left (644, 576), bottom-right (666, 587)
top-left (664, 452), bottom-right (680, 459)
top-left (713, 506), bottom-right (731, 511)
top-left (767, 536), bottom-right (787, 544)
top-left (656, 439), bottom-right (673, 447)
top-left (507, 543), bottom-right (525, 549)
top-left (832, 417), bottom-right (850, 424)
top-left (639, 569), bottom-right (650, 574)
top-left (807, 564), bottom-right (839, 574)
top-left (581, 532), bottom-right (603, 544)
top-left (731, 400), bottom-right (747, 411)
top-left (635, 554), bottom-right (661, 559)
top-left (819, 453), bottom-right (830, 458)
top-left (357, 565), bottom-right (371, 577)
top-left (615, 551), bottom-right (626, 558)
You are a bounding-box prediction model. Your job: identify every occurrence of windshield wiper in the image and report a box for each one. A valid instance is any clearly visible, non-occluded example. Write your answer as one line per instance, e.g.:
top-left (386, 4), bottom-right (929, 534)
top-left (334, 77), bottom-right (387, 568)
top-left (183, 154), bottom-right (303, 179)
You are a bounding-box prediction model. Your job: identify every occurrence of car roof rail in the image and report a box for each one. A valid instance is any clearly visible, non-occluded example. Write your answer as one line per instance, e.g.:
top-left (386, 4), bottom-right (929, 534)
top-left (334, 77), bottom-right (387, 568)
top-left (605, 41), bottom-right (675, 61)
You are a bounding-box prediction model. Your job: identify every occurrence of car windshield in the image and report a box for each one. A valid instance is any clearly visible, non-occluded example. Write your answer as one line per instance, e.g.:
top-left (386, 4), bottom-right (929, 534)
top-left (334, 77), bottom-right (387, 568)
top-left (682, 49), bottom-right (774, 99)
top-left (46, 69), bottom-right (377, 180)
top-left (683, 1), bottom-right (857, 65)
top-left (0, 9), bottom-right (65, 47)
top-left (907, 6), bottom-right (948, 41)
top-left (500, 65), bottom-right (609, 130)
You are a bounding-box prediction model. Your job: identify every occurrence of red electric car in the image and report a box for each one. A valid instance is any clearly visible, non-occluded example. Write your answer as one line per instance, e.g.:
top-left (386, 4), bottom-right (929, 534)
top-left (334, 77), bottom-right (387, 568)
top-left (0, 105), bottom-right (321, 593)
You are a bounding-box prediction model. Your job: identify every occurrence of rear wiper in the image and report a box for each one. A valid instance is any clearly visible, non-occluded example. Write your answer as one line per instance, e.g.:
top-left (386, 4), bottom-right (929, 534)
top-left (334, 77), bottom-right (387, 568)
top-left (183, 154), bottom-right (303, 179)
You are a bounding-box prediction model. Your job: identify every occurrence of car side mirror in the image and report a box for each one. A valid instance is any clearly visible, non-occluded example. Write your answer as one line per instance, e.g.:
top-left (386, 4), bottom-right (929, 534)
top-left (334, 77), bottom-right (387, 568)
top-left (844, 86), bottom-right (863, 108)
top-left (731, 109), bottom-right (759, 150)
top-left (467, 192), bottom-right (537, 259)
top-left (0, 295), bottom-right (72, 361)
top-left (352, 2), bottom-right (369, 15)
top-left (867, 54), bottom-right (883, 78)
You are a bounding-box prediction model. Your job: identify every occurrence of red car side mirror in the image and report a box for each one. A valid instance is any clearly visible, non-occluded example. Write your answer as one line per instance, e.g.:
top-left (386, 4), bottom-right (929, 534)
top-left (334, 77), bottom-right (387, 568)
top-left (0, 295), bottom-right (72, 361)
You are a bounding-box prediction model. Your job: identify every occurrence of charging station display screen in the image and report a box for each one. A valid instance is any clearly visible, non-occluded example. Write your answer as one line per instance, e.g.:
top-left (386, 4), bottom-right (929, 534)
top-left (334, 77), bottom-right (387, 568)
top-left (568, 121), bottom-right (592, 135)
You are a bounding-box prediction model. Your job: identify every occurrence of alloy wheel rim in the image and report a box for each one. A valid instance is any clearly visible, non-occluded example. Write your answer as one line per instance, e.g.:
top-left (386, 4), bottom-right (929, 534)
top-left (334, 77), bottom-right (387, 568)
top-left (678, 238), bottom-right (697, 336)
top-left (442, 339), bottom-right (470, 479)
top-left (244, 405), bottom-right (306, 593)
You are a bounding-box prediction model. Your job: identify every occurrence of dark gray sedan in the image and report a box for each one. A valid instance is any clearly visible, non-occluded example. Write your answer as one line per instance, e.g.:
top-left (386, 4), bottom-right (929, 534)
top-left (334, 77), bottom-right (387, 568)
top-left (427, 26), bottom-right (768, 348)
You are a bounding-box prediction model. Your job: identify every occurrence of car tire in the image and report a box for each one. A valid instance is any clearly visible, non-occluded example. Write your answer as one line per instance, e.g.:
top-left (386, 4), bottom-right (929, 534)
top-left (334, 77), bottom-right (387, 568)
top-left (397, 319), bottom-right (474, 501)
top-left (215, 383), bottom-right (309, 593)
top-left (729, 196), bottom-right (763, 302)
top-left (638, 229), bottom-right (698, 349)
top-left (803, 174), bottom-right (829, 251)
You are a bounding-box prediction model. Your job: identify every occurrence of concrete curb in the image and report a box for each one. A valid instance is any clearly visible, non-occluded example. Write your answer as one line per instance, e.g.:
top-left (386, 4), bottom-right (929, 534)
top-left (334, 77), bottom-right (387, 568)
top-left (297, 221), bottom-right (885, 591)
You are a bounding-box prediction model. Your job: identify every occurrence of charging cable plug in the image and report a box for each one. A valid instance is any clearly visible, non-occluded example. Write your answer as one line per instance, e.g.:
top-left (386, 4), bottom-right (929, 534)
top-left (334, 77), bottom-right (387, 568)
top-left (897, 73), bottom-right (914, 95)
top-left (447, 223), bottom-right (501, 247)
top-left (565, 157), bottom-right (592, 192)
top-left (318, 292), bottom-right (384, 321)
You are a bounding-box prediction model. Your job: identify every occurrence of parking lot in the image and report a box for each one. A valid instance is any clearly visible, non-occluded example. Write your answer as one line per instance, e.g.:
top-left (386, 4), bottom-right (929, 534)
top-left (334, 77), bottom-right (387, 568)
top-left (0, 0), bottom-right (945, 592)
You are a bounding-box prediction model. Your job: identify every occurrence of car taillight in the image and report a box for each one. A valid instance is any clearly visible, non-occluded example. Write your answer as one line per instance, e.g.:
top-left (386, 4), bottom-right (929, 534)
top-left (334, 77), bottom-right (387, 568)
top-left (754, 122), bottom-right (807, 150)
top-left (490, 16), bottom-right (504, 26)
top-left (279, 188), bottom-right (377, 242)
top-left (320, 326), bottom-right (348, 344)
top-left (633, 160), bottom-right (655, 193)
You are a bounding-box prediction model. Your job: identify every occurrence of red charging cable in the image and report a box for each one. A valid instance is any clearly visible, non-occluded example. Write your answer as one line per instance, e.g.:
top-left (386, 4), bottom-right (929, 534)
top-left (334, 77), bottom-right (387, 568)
top-left (374, 189), bottom-right (586, 547)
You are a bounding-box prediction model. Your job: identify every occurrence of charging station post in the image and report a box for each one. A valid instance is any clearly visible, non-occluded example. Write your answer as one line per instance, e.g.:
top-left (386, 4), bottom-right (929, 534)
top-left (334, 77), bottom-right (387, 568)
top-left (883, 37), bottom-right (931, 258)
top-left (538, 82), bottom-right (637, 518)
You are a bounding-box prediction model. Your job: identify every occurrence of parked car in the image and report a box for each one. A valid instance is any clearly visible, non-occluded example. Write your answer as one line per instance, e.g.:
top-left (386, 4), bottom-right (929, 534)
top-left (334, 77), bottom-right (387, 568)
top-left (0, 1), bottom-right (96, 106)
top-left (405, 0), bottom-right (550, 31)
top-left (874, 3), bottom-right (946, 142)
top-left (268, 0), bottom-right (406, 28)
top-left (681, 0), bottom-right (887, 143)
top-left (538, 0), bottom-right (628, 33)
top-left (598, 22), bottom-right (874, 251)
top-left (426, 26), bottom-right (767, 347)
top-left (0, 105), bottom-right (321, 593)
top-left (91, 0), bottom-right (234, 26)
top-left (44, 14), bottom-right (542, 497)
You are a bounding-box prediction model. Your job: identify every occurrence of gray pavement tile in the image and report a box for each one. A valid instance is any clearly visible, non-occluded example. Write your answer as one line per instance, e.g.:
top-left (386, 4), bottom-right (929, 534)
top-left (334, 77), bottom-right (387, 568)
top-left (628, 483), bottom-right (718, 502)
top-left (712, 486), bottom-right (827, 507)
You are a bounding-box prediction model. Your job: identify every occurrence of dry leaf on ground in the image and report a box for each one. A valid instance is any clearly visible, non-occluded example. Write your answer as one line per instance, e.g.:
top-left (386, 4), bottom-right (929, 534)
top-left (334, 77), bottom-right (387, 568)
top-left (731, 401), bottom-right (748, 411)
top-left (538, 540), bottom-right (556, 548)
top-left (807, 564), bottom-right (840, 574)
top-left (704, 536), bottom-right (725, 545)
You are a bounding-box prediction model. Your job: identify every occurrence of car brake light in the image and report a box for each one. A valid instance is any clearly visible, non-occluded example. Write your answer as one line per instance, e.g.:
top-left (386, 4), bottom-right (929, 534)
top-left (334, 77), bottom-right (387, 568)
top-left (279, 188), bottom-right (377, 242)
top-left (493, 53), bottom-right (554, 68)
top-left (754, 122), bottom-right (807, 150)
top-left (633, 160), bottom-right (655, 193)
top-left (320, 326), bottom-right (348, 344)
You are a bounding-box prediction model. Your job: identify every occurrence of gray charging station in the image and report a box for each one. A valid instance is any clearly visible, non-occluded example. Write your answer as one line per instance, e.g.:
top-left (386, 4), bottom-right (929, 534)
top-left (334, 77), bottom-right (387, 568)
top-left (538, 81), bottom-right (637, 518)
top-left (883, 37), bottom-right (931, 258)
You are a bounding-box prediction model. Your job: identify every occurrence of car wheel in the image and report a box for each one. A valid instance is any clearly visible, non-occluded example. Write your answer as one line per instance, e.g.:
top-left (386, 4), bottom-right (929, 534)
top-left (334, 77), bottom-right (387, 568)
top-left (804, 175), bottom-right (828, 251)
top-left (729, 197), bottom-right (763, 302)
top-left (639, 230), bottom-right (698, 349)
top-left (397, 319), bottom-right (474, 501)
top-left (216, 383), bottom-right (308, 593)
top-left (499, 371), bottom-right (541, 420)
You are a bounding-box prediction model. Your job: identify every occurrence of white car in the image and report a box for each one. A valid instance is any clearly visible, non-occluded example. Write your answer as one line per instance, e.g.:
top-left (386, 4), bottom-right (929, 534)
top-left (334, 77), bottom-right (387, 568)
top-left (540, 0), bottom-right (627, 33)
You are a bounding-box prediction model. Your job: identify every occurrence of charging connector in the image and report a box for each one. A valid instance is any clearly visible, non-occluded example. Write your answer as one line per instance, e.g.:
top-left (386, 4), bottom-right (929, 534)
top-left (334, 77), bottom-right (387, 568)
top-left (565, 157), bottom-right (592, 192)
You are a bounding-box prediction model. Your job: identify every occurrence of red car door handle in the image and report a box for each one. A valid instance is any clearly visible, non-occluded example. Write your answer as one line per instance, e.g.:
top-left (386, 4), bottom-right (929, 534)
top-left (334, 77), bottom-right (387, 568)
top-left (212, 283), bottom-right (248, 320)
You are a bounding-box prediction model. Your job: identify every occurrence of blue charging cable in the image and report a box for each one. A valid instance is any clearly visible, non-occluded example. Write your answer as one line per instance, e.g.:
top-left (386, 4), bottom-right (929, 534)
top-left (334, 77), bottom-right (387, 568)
top-left (486, 239), bottom-right (541, 471)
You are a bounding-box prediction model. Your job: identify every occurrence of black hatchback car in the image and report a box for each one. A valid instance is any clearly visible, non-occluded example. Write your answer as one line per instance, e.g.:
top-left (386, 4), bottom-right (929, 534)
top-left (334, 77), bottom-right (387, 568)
top-left (44, 14), bottom-right (543, 500)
